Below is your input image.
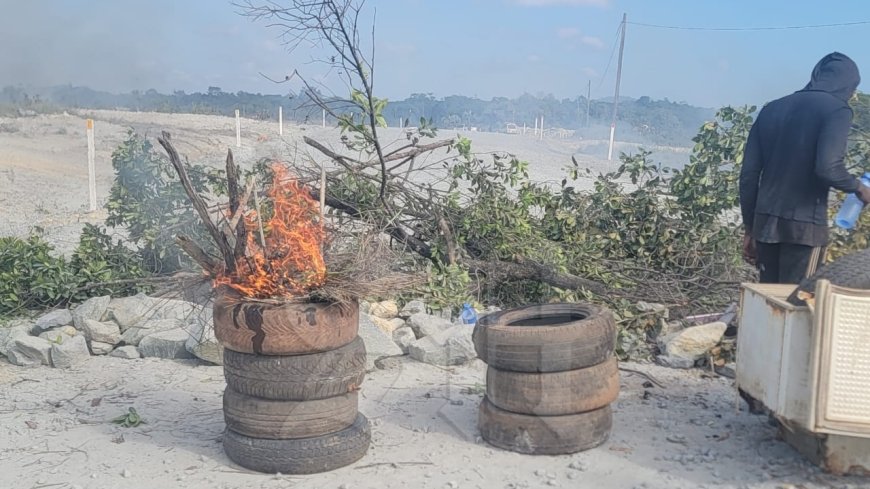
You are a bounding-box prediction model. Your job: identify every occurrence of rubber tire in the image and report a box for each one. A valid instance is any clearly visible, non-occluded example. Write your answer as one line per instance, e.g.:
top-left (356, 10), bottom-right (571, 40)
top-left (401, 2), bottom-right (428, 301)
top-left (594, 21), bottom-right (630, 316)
top-left (472, 303), bottom-right (616, 373)
top-left (486, 358), bottom-right (619, 416)
top-left (223, 414), bottom-right (370, 474)
top-left (223, 388), bottom-right (358, 439)
top-left (478, 397), bottom-right (611, 455)
top-left (214, 287), bottom-right (359, 355)
top-left (223, 337), bottom-right (366, 401)
top-left (787, 248), bottom-right (870, 305)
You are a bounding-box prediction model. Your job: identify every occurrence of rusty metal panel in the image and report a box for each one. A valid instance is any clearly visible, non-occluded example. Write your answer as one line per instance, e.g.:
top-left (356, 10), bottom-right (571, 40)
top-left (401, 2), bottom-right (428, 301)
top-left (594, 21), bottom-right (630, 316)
top-left (779, 421), bottom-right (870, 475)
top-left (736, 284), bottom-right (793, 409)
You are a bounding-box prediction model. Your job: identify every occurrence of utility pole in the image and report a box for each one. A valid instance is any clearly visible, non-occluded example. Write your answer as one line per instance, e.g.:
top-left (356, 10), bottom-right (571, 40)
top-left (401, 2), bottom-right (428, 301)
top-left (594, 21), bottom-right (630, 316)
top-left (586, 79), bottom-right (591, 128)
top-left (607, 13), bottom-right (627, 161)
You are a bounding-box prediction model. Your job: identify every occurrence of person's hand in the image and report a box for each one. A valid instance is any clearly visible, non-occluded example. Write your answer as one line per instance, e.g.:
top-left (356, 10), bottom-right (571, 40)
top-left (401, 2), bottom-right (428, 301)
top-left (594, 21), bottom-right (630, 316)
top-left (742, 233), bottom-right (757, 266)
top-left (857, 183), bottom-right (870, 205)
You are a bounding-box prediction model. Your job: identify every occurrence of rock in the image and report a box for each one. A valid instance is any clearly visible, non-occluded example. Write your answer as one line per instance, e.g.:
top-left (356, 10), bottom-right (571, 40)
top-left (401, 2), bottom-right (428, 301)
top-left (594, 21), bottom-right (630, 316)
top-left (407, 313), bottom-right (454, 339)
top-left (399, 300), bottom-right (427, 318)
top-left (715, 362), bottom-right (737, 379)
top-left (82, 319), bottom-right (122, 345)
top-left (358, 314), bottom-right (403, 370)
top-left (138, 329), bottom-right (194, 359)
top-left (38, 326), bottom-right (78, 344)
top-left (0, 322), bottom-right (32, 357)
top-left (107, 293), bottom-right (154, 331)
top-left (392, 327), bottom-right (416, 354)
top-left (110, 346), bottom-right (141, 359)
top-left (369, 300), bottom-right (399, 319)
top-left (71, 296), bottom-right (111, 330)
top-left (637, 301), bottom-right (668, 319)
top-left (655, 354), bottom-right (696, 369)
top-left (120, 318), bottom-right (186, 346)
top-left (151, 298), bottom-right (203, 323)
top-left (90, 341), bottom-right (115, 355)
top-left (663, 322), bottom-right (727, 363)
top-left (658, 319), bottom-right (685, 338)
top-left (408, 325), bottom-right (476, 366)
top-left (7, 336), bottom-right (52, 367)
top-left (185, 313), bottom-right (222, 365)
top-left (108, 294), bottom-right (204, 332)
top-left (50, 335), bottom-right (91, 369)
top-left (371, 316), bottom-right (404, 335)
top-left (719, 303), bottom-right (738, 326)
top-left (32, 309), bottom-right (73, 333)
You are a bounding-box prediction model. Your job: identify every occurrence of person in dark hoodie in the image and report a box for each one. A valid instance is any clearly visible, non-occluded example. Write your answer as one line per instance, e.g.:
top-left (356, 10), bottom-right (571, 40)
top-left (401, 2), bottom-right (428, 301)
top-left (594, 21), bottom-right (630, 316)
top-left (739, 52), bottom-right (870, 284)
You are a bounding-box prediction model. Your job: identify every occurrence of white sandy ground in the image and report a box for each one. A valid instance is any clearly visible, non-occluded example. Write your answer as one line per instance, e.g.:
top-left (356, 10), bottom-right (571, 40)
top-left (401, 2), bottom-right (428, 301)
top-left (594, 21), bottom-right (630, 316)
top-left (3, 110), bottom-right (862, 489)
top-left (0, 355), bottom-right (867, 489)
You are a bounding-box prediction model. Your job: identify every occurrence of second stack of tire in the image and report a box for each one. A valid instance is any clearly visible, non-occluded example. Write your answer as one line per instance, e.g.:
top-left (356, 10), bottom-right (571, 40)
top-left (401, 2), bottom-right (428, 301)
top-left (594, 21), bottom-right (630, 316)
top-left (214, 288), bottom-right (370, 474)
top-left (472, 303), bottom-right (619, 455)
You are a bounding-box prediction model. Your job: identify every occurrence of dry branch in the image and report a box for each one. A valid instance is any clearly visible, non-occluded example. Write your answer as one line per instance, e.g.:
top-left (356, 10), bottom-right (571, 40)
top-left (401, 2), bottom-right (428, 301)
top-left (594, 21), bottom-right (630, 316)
top-left (158, 132), bottom-right (236, 274)
top-left (225, 148), bottom-right (249, 260)
top-left (176, 235), bottom-right (218, 274)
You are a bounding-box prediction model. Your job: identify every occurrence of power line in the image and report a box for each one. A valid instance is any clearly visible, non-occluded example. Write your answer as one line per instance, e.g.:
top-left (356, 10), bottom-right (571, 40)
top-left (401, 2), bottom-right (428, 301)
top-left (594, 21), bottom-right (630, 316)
top-left (627, 19), bottom-right (870, 32)
top-left (596, 23), bottom-right (623, 91)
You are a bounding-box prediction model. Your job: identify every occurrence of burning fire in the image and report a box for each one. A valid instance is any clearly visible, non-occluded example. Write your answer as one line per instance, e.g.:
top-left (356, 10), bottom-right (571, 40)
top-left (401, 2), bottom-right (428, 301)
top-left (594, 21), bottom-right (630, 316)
top-left (216, 163), bottom-right (326, 298)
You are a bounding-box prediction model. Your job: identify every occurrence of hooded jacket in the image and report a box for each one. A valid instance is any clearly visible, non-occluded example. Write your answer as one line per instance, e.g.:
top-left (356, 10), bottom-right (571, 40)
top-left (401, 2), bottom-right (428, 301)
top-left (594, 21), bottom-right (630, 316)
top-left (739, 52), bottom-right (861, 247)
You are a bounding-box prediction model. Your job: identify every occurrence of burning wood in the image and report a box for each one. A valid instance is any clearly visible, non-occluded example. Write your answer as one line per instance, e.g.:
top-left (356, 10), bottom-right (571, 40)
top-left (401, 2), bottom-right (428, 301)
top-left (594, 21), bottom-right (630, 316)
top-left (215, 164), bottom-right (327, 298)
top-left (157, 131), bottom-right (421, 305)
top-left (157, 132), bottom-right (324, 298)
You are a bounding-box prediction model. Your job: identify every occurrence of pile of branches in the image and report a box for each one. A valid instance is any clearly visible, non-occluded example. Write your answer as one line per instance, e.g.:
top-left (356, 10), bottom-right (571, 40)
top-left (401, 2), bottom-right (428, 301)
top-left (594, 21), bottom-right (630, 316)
top-left (232, 0), bottom-right (750, 314)
top-left (155, 131), bottom-right (421, 305)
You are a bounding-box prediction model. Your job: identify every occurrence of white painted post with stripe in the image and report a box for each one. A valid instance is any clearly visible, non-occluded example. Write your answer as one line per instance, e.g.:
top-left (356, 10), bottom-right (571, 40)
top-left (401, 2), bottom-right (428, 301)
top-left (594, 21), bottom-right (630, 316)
top-left (235, 109), bottom-right (241, 148)
top-left (87, 119), bottom-right (96, 211)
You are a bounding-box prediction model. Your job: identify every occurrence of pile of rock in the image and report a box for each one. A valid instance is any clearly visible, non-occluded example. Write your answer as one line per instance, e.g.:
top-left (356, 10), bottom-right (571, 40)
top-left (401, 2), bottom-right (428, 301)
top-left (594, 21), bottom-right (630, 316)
top-left (359, 299), bottom-right (494, 369)
top-left (0, 293), bottom-right (221, 368)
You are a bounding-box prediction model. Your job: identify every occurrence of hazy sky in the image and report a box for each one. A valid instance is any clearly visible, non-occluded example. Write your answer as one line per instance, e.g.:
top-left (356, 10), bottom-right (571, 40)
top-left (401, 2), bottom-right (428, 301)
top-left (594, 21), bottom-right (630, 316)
top-left (3, 0), bottom-right (870, 107)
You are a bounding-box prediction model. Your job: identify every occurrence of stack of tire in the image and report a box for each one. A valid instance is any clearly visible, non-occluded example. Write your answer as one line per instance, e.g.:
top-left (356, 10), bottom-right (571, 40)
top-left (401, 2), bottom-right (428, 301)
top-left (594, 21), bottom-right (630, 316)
top-left (472, 303), bottom-right (619, 455)
top-left (213, 288), bottom-right (370, 474)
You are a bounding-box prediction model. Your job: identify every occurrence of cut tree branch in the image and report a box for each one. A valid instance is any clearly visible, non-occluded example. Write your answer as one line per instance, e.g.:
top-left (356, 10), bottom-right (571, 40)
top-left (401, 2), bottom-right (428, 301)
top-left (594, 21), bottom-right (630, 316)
top-left (158, 131), bottom-right (235, 274)
top-left (176, 235), bottom-right (218, 274)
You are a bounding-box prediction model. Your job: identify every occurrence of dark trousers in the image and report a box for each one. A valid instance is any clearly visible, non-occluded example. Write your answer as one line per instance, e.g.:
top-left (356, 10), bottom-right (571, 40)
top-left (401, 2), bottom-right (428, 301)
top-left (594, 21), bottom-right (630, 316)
top-left (755, 242), bottom-right (825, 284)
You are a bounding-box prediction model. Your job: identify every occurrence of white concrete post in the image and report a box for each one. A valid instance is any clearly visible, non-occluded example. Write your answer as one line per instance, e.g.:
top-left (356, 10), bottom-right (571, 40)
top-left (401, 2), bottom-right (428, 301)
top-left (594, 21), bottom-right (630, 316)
top-left (87, 119), bottom-right (96, 212)
top-left (322, 109), bottom-right (326, 128)
top-left (534, 117), bottom-right (538, 136)
top-left (540, 116), bottom-right (544, 141)
top-left (235, 109), bottom-right (241, 148)
top-left (279, 106), bottom-right (283, 136)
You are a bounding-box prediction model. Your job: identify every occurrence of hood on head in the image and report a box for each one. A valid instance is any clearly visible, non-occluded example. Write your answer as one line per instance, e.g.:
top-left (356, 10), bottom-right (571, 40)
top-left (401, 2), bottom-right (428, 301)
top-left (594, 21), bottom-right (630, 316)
top-left (803, 52), bottom-right (860, 102)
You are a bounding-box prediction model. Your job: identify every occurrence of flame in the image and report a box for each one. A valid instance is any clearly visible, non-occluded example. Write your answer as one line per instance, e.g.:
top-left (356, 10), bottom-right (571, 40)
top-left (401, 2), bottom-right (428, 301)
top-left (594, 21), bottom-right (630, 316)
top-left (215, 163), bottom-right (326, 298)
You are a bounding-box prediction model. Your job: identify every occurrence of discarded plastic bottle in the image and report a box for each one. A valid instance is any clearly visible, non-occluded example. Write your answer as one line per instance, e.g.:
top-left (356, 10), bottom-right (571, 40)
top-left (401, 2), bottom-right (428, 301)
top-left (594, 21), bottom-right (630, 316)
top-left (835, 172), bottom-right (870, 230)
top-left (460, 303), bottom-right (478, 325)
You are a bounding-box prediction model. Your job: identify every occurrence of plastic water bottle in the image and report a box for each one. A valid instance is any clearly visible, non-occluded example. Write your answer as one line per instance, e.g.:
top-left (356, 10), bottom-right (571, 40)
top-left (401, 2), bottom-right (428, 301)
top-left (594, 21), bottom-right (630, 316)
top-left (835, 172), bottom-right (870, 230)
top-left (460, 303), bottom-right (478, 325)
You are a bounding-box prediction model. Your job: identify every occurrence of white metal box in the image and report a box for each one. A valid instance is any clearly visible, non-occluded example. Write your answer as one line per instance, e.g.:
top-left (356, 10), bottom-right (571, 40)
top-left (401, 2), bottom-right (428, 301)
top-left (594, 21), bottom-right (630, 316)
top-left (737, 281), bottom-right (870, 474)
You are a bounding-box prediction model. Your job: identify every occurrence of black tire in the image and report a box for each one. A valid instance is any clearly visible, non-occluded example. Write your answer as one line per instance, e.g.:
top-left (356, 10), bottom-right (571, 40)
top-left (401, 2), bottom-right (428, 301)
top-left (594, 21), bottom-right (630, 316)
top-left (486, 358), bottom-right (619, 416)
top-left (787, 248), bottom-right (870, 305)
top-left (223, 414), bottom-right (370, 474)
top-left (472, 303), bottom-right (616, 373)
top-left (223, 388), bottom-right (358, 439)
top-left (223, 337), bottom-right (366, 401)
top-left (478, 397), bottom-right (611, 455)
